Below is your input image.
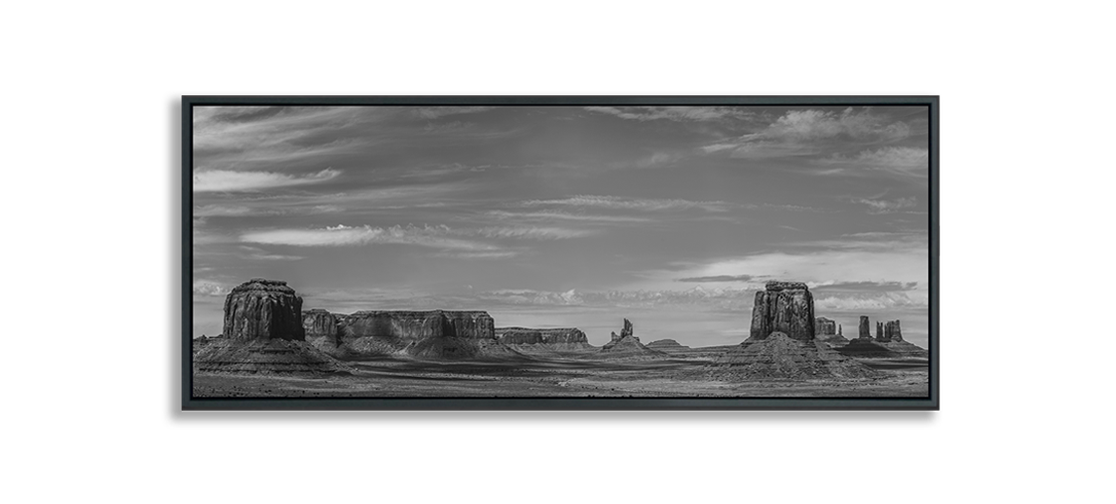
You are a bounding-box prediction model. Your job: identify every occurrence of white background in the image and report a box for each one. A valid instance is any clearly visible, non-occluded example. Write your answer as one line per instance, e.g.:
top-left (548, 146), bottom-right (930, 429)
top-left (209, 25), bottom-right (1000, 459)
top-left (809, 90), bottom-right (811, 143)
top-left (2, 1), bottom-right (1113, 503)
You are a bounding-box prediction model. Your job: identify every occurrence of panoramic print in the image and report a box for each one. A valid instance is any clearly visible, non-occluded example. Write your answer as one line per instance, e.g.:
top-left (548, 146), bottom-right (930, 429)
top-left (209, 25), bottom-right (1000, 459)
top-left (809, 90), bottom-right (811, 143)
top-left (190, 104), bottom-right (931, 398)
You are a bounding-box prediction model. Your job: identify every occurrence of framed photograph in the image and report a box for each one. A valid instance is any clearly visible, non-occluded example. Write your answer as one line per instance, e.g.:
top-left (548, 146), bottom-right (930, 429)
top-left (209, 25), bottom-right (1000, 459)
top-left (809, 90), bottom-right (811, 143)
top-left (182, 96), bottom-right (938, 410)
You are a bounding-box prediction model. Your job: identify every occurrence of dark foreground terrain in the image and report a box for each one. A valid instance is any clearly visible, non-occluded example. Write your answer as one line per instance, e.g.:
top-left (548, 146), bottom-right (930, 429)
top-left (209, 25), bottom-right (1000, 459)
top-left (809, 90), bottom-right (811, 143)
top-left (193, 347), bottom-right (928, 398)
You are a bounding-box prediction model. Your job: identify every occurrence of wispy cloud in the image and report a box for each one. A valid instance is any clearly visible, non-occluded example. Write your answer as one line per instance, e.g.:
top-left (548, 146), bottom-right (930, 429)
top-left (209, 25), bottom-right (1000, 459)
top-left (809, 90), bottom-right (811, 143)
top-left (476, 286), bottom-right (759, 310)
top-left (413, 106), bottom-right (496, 120)
top-left (192, 279), bottom-right (228, 297)
top-left (433, 251), bottom-right (521, 260)
top-left (675, 274), bottom-right (760, 283)
top-left (811, 280), bottom-right (919, 292)
top-left (237, 246), bottom-right (304, 261)
top-left (193, 168), bottom-right (340, 192)
top-left (240, 224), bottom-right (498, 250)
top-left (194, 106), bottom-right (368, 153)
top-left (585, 106), bottom-right (754, 122)
top-left (239, 223), bottom-right (595, 250)
top-left (486, 210), bottom-right (652, 223)
top-left (194, 203), bottom-right (342, 217)
top-left (473, 226), bottom-right (598, 240)
top-left (815, 291), bottom-right (928, 311)
top-left (702, 108), bottom-right (912, 160)
top-left (815, 147), bottom-right (929, 178)
top-left (522, 195), bottom-right (731, 212)
top-left (854, 196), bottom-right (918, 213)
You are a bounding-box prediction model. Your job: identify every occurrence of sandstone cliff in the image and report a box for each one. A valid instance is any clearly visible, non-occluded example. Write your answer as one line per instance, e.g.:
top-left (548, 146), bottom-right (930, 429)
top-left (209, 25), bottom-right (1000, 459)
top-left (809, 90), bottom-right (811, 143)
top-left (858, 316), bottom-right (871, 339)
top-left (340, 310), bottom-right (494, 341)
top-left (222, 279), bottom-right (305, 342)
top-left (749, 282), bottom-right (816, 341)
top-left (302, 308), bottom-right (341, 344)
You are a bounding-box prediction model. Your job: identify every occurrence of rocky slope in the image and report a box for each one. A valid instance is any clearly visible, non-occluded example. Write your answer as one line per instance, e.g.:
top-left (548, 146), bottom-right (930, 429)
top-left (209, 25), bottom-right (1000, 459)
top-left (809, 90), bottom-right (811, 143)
top-left (708, 332), bottom-right (878, 380)
top-left (837, 338), bottom-right (899, 358)
top-left (749, 282), bottom-right (815, 341)
top-left (193, 339), bottom-right (347, 375)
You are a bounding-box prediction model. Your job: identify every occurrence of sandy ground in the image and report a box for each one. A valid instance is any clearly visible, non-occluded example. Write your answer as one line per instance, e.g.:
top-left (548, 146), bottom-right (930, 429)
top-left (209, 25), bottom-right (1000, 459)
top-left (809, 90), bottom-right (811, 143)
top-left (193, 349), bottom-right (929, 398)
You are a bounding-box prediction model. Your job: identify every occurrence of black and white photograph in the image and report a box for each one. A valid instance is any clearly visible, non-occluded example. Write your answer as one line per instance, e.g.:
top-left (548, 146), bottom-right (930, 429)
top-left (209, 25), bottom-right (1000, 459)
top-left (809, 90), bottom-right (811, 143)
top-left (188, 100), bottom-right (935, 403)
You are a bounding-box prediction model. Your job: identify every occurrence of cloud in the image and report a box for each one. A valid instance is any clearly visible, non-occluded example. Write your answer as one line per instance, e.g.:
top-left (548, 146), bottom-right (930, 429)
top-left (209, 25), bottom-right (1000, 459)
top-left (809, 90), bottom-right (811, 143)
top-left (237, 246), bottom-right (304, 261)
top-left (702, 108), bottom-right (913, 160)
top-left (486, 210), bottom-right (652, 223)
top-left (854, 196), bottom-right (918, 213)
top-left (194, 204), bottom-right (343, 217)
top-left (193, 106), bottom-right (368, 155)
top-left (193, 168), bottom-right (340, 192)
top-left (477, 286), bottom-right (759, 310)
top-left (413, 107), bottom-right (496, 120)
top-left (632, 231), bottom-right (929, 296)
top-left (522, 195), bottom-right (731, 212)
top-left (762, 108), bottom-right (909, 142)
top-left (240, 224), bottom-right (497, 250)
top-left (814, 291), bottom-right (929, 311)
top-left (675, 274), bottom-right (759, 283)
top-left (433, 251), bottom-right (521, 260)
top-left (811, 281), bottom-right (919, 292)
top-left (585, 106), bottom-right (753, 122)
top-left (239, 223), bottom-right (594, 250)
top-left (473, 226), bottom-right (598, 240)
top-left (816, 147), bottom-right (929, 177)
top-left (192, 280), bottom-right (228, 297)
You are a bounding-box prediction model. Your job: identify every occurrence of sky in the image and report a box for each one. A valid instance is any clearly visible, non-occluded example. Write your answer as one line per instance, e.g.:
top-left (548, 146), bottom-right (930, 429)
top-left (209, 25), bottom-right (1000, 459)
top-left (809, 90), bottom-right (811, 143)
top-left (192, 105), bottom-right (931, 347)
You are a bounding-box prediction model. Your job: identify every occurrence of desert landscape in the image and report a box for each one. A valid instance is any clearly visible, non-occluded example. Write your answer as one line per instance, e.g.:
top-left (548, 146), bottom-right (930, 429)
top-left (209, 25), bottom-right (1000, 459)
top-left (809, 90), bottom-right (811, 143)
top-left (192, 279), bottom-right (929, 398)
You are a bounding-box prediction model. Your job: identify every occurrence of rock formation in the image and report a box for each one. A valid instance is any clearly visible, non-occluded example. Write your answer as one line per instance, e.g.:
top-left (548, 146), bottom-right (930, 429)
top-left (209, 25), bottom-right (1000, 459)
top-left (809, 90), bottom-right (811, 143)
top-left (600, 318), bottom-right (665, 358)
top-left (838, 338), bottom-right (899, 358)
top-left (497, 327), bottom-right (594, 354)
top-left (222, 279), bottom-right (305, 342)
top-left (883, 320), bottom-right (903, 342)
top-left (749, 282), bottom-right (816, 341)
top-left (196, 279), bottom-right (344, 375)
top-left (841, 318), bottom-right (927, 357)
top-left (838, 324), bottom-right (843, 336)
top-left (646, 339), bottom-right (690, 351)
top-left (858, 316), bottom-right (871, 339)
top-left (302, 308), bottom-right (341, 344)
top-left (815, 317), bottom-right (837, 336)
top-left (497, 327), bottom-right (589, 346)
top-left (341, 310), bottom-right (494, 341)
top-left (708, 332), bottom-right (878, 380)
top-left (816, 316), bottom-right (850, 347)
top-left (327, 310), bottom-right (521, 360)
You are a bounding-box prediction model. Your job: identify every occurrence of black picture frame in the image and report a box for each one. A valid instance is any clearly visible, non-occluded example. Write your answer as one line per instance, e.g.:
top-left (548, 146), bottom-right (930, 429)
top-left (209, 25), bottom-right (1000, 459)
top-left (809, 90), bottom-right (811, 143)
top-left (159, 91), bottom-right (941, 428)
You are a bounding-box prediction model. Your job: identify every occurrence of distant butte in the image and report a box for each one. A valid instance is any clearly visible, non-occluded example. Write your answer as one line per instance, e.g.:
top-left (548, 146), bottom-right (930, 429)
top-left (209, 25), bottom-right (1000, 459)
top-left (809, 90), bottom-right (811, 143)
top-left (749, 281), bottom-right (815, 341)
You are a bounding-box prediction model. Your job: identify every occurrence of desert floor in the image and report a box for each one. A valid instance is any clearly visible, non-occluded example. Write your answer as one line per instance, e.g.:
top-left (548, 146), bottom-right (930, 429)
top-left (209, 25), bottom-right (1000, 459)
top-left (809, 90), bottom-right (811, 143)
top-left (192, 347), bottom-right (929, 398)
